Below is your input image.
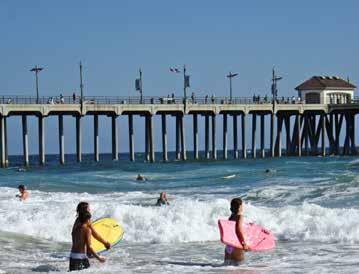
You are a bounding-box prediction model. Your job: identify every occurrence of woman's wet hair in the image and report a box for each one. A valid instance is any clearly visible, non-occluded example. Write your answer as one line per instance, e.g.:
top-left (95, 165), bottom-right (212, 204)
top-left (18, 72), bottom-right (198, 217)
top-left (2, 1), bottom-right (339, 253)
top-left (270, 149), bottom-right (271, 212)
top-left (76, 202), bottom-right (89, 215)
top-left (78, 212), bottom-right (92, 224)
top-left (230, 198), bottom-right (243, 214)
top-left (18, 184), bottom-right (25, 190)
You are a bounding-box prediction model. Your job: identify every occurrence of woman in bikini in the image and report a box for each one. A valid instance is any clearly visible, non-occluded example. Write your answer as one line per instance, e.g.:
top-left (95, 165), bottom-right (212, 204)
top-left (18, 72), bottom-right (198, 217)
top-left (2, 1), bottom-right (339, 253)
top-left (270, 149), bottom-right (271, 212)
top-left (224, 198), bottom-right (249, 264)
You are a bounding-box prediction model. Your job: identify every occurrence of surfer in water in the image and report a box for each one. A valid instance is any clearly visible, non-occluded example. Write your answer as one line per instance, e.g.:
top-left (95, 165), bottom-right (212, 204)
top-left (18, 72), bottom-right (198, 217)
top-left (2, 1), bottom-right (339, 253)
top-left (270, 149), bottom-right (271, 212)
top-left (70, 211), bottom-right (105, 271)
top-left (156, 192), bottom-right (169, 206)
top-left (16, 184), bottom-right (29, 201)
top-left (136, 174), bottom-right (146, 181)
top-left (73, 202), bottom-right (111, 250)
top-left (224, 198), bottom-right (249, 264)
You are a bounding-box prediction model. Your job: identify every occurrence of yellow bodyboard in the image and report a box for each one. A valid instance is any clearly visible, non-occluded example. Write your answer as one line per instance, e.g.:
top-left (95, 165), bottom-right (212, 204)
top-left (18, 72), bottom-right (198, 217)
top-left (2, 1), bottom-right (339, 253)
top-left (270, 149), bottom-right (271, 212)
top-left (91, 217), bottom-right (124, 253)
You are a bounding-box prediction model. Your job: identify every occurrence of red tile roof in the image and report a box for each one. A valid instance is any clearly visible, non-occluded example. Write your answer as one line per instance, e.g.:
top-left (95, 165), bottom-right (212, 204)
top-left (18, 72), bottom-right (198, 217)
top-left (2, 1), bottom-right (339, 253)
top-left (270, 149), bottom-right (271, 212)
top-left (295, 76), bottom-right (356, 91)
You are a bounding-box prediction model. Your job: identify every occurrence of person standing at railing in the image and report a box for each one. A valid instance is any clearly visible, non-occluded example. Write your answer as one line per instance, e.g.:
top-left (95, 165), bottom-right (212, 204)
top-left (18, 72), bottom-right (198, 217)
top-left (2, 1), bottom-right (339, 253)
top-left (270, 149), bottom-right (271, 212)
top-left (60, 94), bottom-right (64, 104)
top-left (73, 92), bottom-right (76, 103)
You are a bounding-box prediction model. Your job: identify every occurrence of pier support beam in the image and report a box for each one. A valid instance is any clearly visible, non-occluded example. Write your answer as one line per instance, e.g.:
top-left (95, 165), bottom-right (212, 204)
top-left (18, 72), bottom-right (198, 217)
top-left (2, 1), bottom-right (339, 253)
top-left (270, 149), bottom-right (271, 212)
top-left (76, 116), bottom-right (82, 163)
top-left (349, 114), bottom-right (356, 155)
top-left (285, 115), bottom-right (291, 156)
top-left (223, 114), bottom-right (228, 160)
top-left (260, 114), bottom-right (265, 158)
top-left (241, 114), bottom-right (247, 159)
top-left (175, 115), bottom-right (181, 160)
top-left (128, 114), bottom-right (135, 162)
top-left (270, 114), bottom-right (275, 157)
top-left (276, 116), bottom-right (283, 157)
top-left (180, 114), bottom-right (187, 160)
top-left (58, 115), bottom-right (65, 165)
top-left (211, 114), bottom-right (217, 159)
top-left (22, 115), bottom-right (29, 167)
top-left (297, 114), bottom-right (302, 157)
top-left (205, 114), bottom-right (210, 159)
top-left (111, 115), bottom-right (118, 161)
top-left (4, 118), bottom-right (8, 167)
top-left (94, 115), bottom-right (99, 162)
top-left (161, 114), bottom-right (168, 161)
top-left (38, 116), bottom-right (45, 165)
top-left (233, 115), bottom-right (238, 159)
top-left (321, 113), bottom-right (326, 157)
top-left (193, 114), bottom-right (198, 160)
top-left (148, 115), bottom-right (155, 162)
top-left (252, 113), bottom-right (256, 159)
top-left (145, 116), bottom-right (150, 161)
top-left (0, 116), bottom-right (6, 168)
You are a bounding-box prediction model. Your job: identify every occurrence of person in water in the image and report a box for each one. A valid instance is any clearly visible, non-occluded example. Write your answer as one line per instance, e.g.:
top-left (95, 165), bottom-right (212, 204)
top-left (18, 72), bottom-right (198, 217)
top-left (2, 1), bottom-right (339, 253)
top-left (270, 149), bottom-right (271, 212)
top-left (136, 174), bottom-right (146, 181)
top-left (70, 211), bottom-right (106, 271)
top-left (73, 202), bottom-right (111, 250)
top-left (156, 192), bottom-right (169, 206)
top-left (16, 184), bottom-right (29, 201)
top-left (224, 198), bottom-right (249, 264)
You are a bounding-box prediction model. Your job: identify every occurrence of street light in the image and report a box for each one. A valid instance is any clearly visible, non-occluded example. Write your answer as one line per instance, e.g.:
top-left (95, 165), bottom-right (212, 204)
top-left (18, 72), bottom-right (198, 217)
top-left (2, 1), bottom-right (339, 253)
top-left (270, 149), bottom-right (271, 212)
top-left (226, 72), bottom-right (238, 101)
top-left (30, 65), bottom-right (43, 103)
top-left (271, 68), bottom-right (282, 111)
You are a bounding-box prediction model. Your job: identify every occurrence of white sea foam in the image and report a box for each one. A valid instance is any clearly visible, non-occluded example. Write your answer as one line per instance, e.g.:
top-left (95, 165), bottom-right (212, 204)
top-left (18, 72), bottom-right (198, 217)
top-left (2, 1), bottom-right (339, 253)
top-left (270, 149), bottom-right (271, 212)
top-left (0, 187), bottom-right (359, 245)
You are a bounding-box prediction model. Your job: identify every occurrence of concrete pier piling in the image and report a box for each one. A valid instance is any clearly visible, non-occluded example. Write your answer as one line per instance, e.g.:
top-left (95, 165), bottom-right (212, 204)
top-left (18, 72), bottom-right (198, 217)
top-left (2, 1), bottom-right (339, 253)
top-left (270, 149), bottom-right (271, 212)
top-left (233, 115), bottom-right (238, 159)
top-left (94, 115), bottom-right (99, 162)
top-left (241, 114), bottom-right (246, 159)
top-left (223, 113), bottom-right (228, 160)
top-left (22, 115), bottom-right (29, 167)
top-left (252, 113), bottom-right (256, 159)
top-left (76, 116), bottom-right (82, 162)
top-left (175, 115), bottom-right (181, 160)
top-left (128, 114), bottom-right (134, 162)
top-left (211, 114), bottom-right (216, 160)
top-left (38, 116), bottom-right (45, 165)
top-left (260, 114), bottom-right (265, 158)
top-left (205, 114), bottom-right (210, 159)
top-left (180, 114), bottom-right (186, 160)
top-left (111, 115), bottom-right (118, 161)
top-left (161, 114), bottom-right (168, 162)
top-left (58, 115), bottom-right (65, 165)
top-left (193, 114), bottom-right (199, 160)
top-left (0, 116), bottom-right (6, 168)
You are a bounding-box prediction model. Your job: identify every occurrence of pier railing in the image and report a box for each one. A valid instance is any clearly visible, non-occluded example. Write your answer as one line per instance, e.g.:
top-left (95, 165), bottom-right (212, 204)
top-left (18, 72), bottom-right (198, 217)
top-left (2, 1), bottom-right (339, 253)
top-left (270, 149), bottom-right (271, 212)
top-left (0, 95), bottom-right (358, 105)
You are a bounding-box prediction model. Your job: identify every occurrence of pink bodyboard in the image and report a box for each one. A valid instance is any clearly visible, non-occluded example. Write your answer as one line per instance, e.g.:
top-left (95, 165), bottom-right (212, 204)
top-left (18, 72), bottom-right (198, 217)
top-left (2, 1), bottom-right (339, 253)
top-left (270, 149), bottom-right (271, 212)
top-left (218, 219), bottom-right (275, 251)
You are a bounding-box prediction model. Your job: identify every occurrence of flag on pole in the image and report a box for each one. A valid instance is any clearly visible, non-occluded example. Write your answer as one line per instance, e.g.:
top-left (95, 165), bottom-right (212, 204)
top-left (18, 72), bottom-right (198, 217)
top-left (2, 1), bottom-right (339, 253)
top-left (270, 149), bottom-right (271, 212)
top-left (170, 67), bottom-right (180, 73)
top-left (135, 79), bottom-right (141, 91)
top-left (185, 75), bottom-right (190, 88)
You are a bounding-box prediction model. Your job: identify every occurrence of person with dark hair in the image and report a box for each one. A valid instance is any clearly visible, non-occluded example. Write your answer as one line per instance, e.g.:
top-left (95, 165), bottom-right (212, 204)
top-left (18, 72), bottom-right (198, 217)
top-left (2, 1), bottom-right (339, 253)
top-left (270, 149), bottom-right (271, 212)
top-left (72, 202), bottom-right (111, 250)
top-left (16, 184), bottom-right (29, 201)
top-left (224, 198), bottom-right (249, 264)
top-left (70, 211), bottom-right (105, 271)
top-left (156, 192), bottom-right (169, 206)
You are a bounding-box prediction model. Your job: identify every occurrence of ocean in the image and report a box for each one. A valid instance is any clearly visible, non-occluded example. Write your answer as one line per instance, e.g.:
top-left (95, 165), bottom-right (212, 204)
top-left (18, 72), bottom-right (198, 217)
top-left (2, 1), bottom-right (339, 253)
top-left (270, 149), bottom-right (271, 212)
top-left (0, 153), bottom-right (358, 273)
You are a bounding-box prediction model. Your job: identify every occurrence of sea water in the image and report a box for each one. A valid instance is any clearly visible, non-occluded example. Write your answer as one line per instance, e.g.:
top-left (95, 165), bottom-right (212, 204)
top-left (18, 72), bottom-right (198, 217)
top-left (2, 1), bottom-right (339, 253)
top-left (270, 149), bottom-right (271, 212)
top-left (0, 154), bottom-right (358, 273)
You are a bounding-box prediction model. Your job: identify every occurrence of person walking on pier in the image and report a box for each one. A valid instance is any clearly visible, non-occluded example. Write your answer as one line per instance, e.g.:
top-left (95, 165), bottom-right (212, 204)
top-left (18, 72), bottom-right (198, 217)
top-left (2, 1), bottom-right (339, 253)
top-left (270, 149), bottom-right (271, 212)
top-left (73, 92), bottom-right (76, 103)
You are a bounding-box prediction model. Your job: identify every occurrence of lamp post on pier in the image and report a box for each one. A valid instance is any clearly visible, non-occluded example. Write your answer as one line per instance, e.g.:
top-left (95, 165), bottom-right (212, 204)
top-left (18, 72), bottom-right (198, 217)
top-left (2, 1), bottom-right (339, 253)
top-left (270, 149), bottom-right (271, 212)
top-left (79, 62), bottom-right (84, 111)
top-left (135, 68), bottom-right (143, 103)
top-left (30, 65), bottom-right (43, 103)
top-left (226, 71), bottom-right (238, 102)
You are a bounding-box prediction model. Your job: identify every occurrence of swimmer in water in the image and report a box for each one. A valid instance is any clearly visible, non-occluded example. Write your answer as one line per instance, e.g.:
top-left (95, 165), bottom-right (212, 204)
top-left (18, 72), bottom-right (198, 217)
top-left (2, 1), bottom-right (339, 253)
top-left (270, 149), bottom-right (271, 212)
top-left (136, 174), bottom-right (146, 181)
top-left (224, 198), bottom-right (249, 265)
top-left (156, 192), bottom-right (169, 206)
top-left (16, 184), bottom-right (29, 201)
top-left (70, 211), bottom-right (105, 271)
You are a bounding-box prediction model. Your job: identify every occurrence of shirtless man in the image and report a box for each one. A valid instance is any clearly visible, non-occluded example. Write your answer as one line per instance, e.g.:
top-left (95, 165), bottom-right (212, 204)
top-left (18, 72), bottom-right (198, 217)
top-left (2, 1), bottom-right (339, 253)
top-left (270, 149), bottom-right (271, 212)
top-left (16, 185), bottom-right (29, 201)
top-left (70, 212), bottom-right (106, 271)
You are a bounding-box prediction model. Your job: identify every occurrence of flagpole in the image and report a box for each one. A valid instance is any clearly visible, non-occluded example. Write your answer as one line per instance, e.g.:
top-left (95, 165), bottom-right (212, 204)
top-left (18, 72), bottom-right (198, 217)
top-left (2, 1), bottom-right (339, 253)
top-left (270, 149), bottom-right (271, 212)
top-left (139, 68), bottom-right (143, 103)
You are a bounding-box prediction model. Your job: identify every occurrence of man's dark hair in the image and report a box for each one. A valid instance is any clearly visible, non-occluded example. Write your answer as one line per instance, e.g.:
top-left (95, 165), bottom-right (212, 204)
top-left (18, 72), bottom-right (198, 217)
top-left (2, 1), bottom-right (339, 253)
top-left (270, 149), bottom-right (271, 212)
top-left (18, 184), bottom-right (25, 190)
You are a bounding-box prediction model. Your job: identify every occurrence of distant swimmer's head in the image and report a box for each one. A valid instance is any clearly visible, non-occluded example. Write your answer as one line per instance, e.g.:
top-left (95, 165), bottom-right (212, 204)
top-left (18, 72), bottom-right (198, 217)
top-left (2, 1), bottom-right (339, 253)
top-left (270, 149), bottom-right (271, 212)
top-left (230, 198), bottom-right (243, 214)
top-left (78, 212), bottom-right (92, 224)
top-left (265, 169), bottom-right (270, 173)
top-left (18, 184), bottom-right (25, 193)
top-left (76, 202), bottom-right (90, 215)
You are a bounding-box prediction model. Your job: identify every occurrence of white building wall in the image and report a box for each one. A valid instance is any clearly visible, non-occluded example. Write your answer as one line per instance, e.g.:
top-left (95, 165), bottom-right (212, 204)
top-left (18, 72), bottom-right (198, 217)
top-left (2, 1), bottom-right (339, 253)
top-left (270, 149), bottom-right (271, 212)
top-left (299, 89), bottom-right (354, 104)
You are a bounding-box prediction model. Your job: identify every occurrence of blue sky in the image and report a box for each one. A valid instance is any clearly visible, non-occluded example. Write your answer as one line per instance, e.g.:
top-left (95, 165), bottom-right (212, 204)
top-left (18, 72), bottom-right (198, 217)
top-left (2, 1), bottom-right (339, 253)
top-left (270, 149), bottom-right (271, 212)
top-left (0, 0), bottom-right (358, 156)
